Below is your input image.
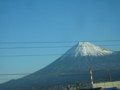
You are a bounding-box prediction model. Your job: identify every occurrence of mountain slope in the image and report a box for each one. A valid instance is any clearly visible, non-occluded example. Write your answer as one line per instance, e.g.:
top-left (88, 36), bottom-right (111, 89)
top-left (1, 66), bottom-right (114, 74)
top-left (0, 42), bottom-right (120, 90)
top-left (39, 42), bottom-right (116, 72)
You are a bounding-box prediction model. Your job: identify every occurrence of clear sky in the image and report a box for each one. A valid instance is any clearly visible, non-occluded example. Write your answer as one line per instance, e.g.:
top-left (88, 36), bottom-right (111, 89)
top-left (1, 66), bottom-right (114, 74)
top-left (0, 0), bottom-right (120, 83)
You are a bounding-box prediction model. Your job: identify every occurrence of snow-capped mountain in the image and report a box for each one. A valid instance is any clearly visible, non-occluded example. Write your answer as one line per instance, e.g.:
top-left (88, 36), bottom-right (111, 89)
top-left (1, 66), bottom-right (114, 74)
top-left (0, 42), bottom-right (120, 90)
top-left (40, 42), bottom-right (119, 72)
top-left (66, 42), bottom-right (113, 57)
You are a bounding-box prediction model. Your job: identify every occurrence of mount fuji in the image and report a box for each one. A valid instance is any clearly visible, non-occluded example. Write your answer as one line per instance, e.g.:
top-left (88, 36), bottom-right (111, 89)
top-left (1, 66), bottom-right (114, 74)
top-left (66, 42), bottom-right (113, 56)
top-left (0, 42), bottom-right (120, 90)
top-left (39, 42), bottom-right (118, 72)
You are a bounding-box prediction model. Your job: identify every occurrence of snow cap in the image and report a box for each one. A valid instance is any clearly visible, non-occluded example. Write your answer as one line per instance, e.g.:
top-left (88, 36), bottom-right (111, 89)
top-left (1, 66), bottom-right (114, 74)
top-left (67, 42), bottom-right (113, 57)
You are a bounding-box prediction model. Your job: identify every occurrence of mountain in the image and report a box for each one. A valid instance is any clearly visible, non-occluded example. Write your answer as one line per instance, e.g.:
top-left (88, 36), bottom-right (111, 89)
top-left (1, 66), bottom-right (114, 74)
top-left (39, 42), bottom-right (118, 72)
top-left (63, 42), bottom-right (113, 57)
top-left (0, 42), bottom-right (120, 90)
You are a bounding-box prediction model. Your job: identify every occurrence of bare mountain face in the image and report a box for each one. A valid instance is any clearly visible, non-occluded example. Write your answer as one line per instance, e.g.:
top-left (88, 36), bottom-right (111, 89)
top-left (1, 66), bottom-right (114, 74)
top-left (0, 42), bottom-right (120, 90)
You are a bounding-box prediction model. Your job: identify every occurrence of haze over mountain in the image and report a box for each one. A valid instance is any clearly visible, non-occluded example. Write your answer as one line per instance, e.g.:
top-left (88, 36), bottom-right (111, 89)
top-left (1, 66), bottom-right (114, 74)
top-left (0, 42), bottom-right (120, 90)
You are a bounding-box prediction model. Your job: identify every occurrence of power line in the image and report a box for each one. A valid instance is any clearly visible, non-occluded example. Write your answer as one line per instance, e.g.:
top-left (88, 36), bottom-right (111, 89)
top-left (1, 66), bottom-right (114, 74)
top-left (0, 40), bottom-right (120, 44)
top-left (0, 44), bottom-right (120, 49)
top-left (0, 70), bottom-right (119, 83)
top-left (0, 54), bottom-right (63, 57)
top-left (0, 44), bottom-right (120, 57)
top-left (0, 52), bottom-right (119, 57)
top-left (0, 68), bottom-right (120, 76)
top-left (0, 72), bottom-right (85, 76)
top-left (0, 54), bottom-right (61, 57)
top-left (0, 46), bottom-right (72, 49)
top-left (0, 50), bottom-right (119, 57)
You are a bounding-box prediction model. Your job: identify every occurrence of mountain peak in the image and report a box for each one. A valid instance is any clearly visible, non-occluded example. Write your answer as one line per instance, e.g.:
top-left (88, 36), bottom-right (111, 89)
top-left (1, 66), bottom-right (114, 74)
top-left (76, 42), bottom-right (93, 47)
top-left (66, 42), bottom-right (113, 57)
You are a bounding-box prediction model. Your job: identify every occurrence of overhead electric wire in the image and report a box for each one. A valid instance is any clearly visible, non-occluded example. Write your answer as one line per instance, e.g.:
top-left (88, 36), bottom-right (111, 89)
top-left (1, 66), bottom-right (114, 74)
top-left (0, 70), bottom-right (119, 83)
top-left (0, 40), bottom-right (120, 44)
top-left (0, 44), bottom-right (120, 57)
top-left (0, 68), bottom-right (120, 76)
top-left (0, 54), bottom-right (64, 57)
top-left (0, 40), bottom-right (120, 80)
top-left (0, 46), bottom-right (72, 49)
top-left (0, 44), bottom-right (120, 49)
top-left (0, 71), bottom-right (88, 76)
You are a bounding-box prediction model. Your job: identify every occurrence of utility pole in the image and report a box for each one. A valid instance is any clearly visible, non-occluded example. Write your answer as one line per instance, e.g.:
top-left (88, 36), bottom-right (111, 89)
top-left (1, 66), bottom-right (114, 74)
top-left (108, 70), bottom-right (112, 81)
top-left (90, 68), bottom-right (94, 89)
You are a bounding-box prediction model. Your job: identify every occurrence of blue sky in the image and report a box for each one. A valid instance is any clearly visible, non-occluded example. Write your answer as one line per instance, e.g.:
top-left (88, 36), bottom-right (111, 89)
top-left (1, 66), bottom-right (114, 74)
top-left (0, 0), bottom-right (120, 83)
